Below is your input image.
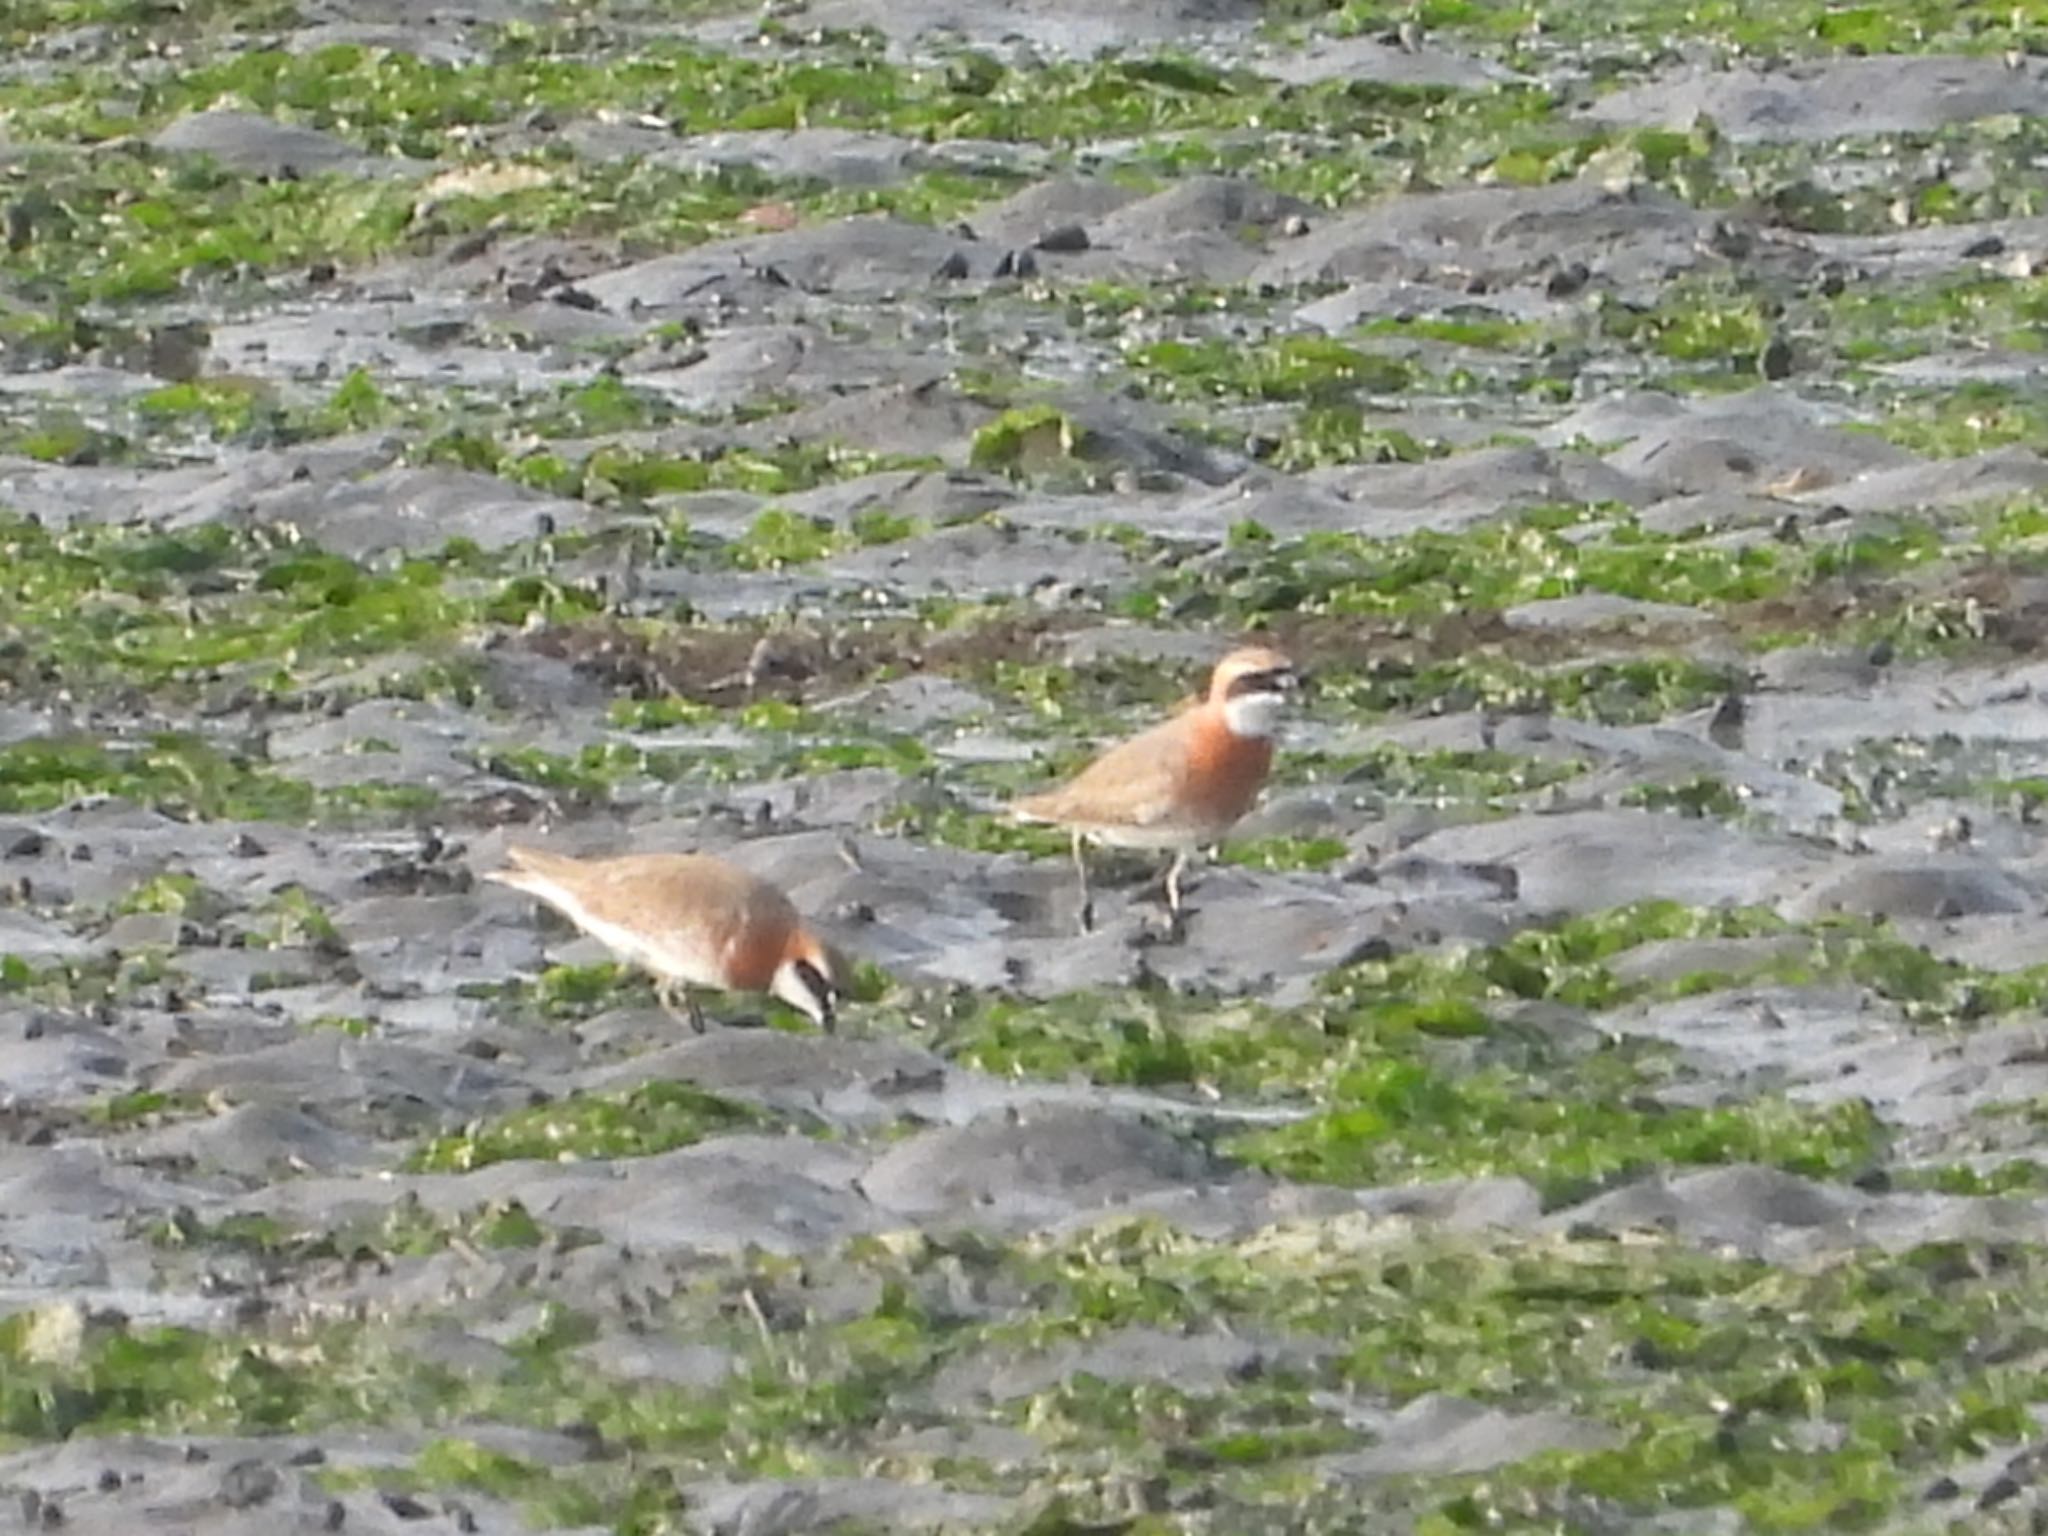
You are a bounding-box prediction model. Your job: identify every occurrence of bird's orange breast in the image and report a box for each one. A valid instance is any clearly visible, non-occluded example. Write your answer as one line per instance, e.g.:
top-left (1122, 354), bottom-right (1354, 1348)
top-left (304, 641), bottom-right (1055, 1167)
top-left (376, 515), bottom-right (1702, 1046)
top-left (722, 917), bottom-right (795, 991)
top-left (1182, 710), bottom-right (1274, 828)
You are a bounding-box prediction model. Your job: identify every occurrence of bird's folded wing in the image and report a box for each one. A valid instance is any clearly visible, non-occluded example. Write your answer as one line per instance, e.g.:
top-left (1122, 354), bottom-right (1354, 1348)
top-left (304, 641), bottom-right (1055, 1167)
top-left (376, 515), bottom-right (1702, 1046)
top-left (1024, 719), bottom-right (1189, 828)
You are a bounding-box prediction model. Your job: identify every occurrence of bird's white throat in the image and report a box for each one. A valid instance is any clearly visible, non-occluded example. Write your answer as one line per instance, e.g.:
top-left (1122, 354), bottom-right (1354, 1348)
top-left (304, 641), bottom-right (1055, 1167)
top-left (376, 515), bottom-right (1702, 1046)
top-left (1223, 691), bottom-right (1288, 740)
top-left (772, 959), bottom-right (830, 1026)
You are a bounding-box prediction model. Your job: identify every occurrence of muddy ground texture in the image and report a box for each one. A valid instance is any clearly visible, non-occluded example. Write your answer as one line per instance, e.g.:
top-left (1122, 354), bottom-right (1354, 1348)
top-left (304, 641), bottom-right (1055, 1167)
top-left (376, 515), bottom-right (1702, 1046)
top-left (22, 0), bottom-right (2048, 1531)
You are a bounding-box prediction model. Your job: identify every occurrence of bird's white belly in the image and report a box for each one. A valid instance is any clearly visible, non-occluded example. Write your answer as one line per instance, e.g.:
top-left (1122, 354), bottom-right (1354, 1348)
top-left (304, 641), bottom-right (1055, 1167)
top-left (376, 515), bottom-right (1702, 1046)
top-left (1083, 824), bottom-right (1206, 852)
top-left (550, 901), bottom-right (723, 989)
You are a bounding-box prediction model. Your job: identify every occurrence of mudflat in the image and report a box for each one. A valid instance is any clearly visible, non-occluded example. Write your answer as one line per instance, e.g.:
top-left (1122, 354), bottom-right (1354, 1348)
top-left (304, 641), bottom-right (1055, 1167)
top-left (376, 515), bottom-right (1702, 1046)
top-left (7, 0), bottom-right (2048, 1529)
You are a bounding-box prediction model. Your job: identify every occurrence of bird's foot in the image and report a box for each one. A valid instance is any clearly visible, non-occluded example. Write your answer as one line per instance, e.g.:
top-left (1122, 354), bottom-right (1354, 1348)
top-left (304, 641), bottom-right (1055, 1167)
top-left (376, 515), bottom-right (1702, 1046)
top-left (1124, 908), bottom-right (1187, 948)
top-left (658, 982), bottom-right (709, 1034)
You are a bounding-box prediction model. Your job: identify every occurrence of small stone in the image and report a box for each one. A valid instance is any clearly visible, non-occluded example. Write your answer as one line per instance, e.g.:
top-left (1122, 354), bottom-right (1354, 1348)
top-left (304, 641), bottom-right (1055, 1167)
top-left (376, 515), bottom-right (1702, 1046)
top-left (1707, 692), bottom-right (1746, 751)
top-left (216, 1460), bottom-right (279, 1510)
top-left (1980, 1474), bottom-right (2022, 1509)
top-left (1545, 261), bottom-right (1589, 298)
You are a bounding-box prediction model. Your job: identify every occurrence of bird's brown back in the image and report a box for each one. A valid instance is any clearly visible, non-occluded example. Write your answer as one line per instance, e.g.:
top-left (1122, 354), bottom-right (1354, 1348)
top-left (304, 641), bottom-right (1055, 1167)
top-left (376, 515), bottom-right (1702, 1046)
top-left (1014, 704), bottom-right (1270, 833)
top-left (495, 848), bottom-right (801, 990)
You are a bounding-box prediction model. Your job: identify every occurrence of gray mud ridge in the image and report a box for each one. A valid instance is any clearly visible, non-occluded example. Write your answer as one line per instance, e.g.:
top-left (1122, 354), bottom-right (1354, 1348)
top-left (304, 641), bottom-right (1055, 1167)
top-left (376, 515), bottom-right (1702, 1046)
top-left (14, 0), bottom-right (2048, 1529)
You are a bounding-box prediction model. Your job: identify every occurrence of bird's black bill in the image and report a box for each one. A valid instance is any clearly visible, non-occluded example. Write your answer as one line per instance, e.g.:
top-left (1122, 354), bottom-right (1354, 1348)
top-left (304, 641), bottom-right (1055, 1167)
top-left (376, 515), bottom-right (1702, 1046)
top-left (792, 958), bottom-right (839, 1030)
top-left (1225, 667), bottom-right (1300, 698)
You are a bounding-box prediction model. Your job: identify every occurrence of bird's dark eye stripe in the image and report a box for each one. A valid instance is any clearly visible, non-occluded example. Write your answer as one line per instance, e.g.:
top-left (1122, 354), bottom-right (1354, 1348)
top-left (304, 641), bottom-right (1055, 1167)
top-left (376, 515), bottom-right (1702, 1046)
top-left (1225, 668), bottom-right (1297, 698)
top-left (793, 959), bottom-right (837, 1003)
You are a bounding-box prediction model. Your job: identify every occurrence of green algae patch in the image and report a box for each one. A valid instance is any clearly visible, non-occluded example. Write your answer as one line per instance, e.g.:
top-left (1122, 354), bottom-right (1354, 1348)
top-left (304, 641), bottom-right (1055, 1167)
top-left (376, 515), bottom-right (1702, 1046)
top-left (1265, 410), bottom-right (1446, 472)
top-left (1228, 1061), bottom-right (1886, 1206)
top-left (1866, 382), bottom-right (2048, 458)
top-left (911, 901), bottom-right (1995, 1209)
top-left (1218, 834), bottom-right (1349, 872)
top-left (908, 903), bottom-right (1900, 1207)
top-left (1115, 503), bottom-right (2009, 666)
top-left (111, 871), bottom-right (226, 920)
top-left (0, 38), bottom-right (1537, 308)
top-left (1324, 902), bottom-right (2048, 1032)
top-left (0, 735), bottom-right (437, 825)
top-left (149, 1196), bottom-right (572, 1264)
top-left (1318, 651), bottom-right (1741, 726)
top-left (1121, 512), bottom-right (1796, 624)
top-left (0, 518), bottom-right (487, 697)
top-left (409, 1080), bottom-right (765, 1172)
top-left (969, 406), bottom-right (1095, 478)
top-left (485, 721), bottom-right (934, 808)
top-left (1282, 744), bottom-right (1587, 801)
top-left (1599, 285), bottom-right (1775, 368)
top-left (929, 990), bottom-right (1326, 1094)
top-left (991, 1219), bottom-right (2048, 1531)
top-left (0, 1311), bottom-right (331, 1438)
top-left (249, 885), bottom-right (346, 953)
top-left (919, 902), bottom-right (1770, 1094)
top-left (0, 132), bottom-right (1005, 312)
top-left (3, 0), bottom-right (305, 53)
top-left (882, 802), bottom-right (1075, 860)
top-left (1129, 335), bottom-right (1417, 405)
top-left (1360, 313), bottom-right (1543, 352)
top-left (5, 1216), bottom-right (2046, 1532)
top-left (1897, 1160), bottom-right (2048, 1197)
top-left (727, 508), bottom-right (841, 570)
top-left (464, 437), bottom-right (938, 505)
top-left (488, 961), bottom-right (651, 1022)
top-left (0, 513), bottom-right (862, 710)
top-left (1304, 0), bottom-right (2048, 64)
top-left (1623, 774), bottom-right (1752, 820)
top-left (720, 505), bottom-right (926, 570)
top-left (85, 1088), bottom-right (206, 1127)
top-left (0, 39), bottom-right (1452, 152)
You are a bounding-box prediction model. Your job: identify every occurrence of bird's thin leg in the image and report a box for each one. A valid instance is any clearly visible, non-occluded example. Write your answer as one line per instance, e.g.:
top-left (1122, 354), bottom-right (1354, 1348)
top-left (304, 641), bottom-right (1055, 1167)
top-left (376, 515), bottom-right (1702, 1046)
top-left (658, 979), bottom-right (708, 1034)
top-left (1163, 850), bottom-right (1190, 944)
top-left (1072, 830), bottom-right (1094, 935)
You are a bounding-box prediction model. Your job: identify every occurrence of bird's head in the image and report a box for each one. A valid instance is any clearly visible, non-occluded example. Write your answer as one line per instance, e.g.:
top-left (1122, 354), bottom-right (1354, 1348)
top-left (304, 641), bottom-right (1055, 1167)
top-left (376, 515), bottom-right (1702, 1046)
top-left (1209, 646), bottom-right (1300, 739)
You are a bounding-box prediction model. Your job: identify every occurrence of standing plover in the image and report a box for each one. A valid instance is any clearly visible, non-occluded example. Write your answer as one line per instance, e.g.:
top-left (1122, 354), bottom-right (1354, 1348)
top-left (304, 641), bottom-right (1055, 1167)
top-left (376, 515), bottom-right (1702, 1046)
top-left (1012, 645), bottom-right (1298, 935)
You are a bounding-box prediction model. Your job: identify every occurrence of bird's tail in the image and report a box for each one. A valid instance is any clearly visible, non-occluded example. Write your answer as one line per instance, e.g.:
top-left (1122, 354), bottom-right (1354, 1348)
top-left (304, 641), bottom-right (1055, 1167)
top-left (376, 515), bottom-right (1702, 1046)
top-left (1009, 791), bottom-right (1063, 825)
top-left (482, 843), bottom-right (578, 899)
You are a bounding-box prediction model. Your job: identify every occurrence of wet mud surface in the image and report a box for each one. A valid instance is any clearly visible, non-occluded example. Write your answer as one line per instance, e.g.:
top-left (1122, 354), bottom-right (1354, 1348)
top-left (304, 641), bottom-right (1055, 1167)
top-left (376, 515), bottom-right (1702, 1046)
top-left (11, 0), bottom-right (2048, 1529)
